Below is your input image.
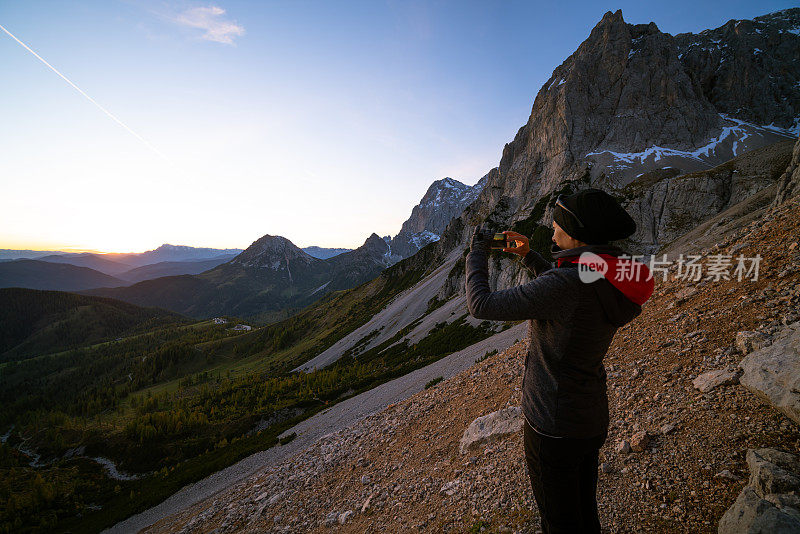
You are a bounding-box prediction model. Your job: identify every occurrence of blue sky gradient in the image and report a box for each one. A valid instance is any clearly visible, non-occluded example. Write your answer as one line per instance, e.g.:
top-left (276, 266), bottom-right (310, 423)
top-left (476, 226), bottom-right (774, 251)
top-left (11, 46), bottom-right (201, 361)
top-left (1, 0), bottom-right (796, 252)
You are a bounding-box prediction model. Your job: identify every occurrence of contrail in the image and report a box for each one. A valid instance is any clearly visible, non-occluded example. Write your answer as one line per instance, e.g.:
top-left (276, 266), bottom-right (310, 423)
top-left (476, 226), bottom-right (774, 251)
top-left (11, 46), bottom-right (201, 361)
top-left (0, 23), bottom-right (169, 161)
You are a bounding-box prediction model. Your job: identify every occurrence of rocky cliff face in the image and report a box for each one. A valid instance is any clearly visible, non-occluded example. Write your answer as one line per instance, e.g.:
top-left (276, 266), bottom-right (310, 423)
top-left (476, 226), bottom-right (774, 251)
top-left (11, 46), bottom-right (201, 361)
top-left (675, 9), bottom-right (800, 130)
top-left (617, 139), bottom-right (795, 254)
top-left (486, 9), bottom-right (799, 206)
top-left (774, 134), bottom-right (800, 206)
top-left (387, 176), bottom-right (486, 261)
top-left (495, 10), bottom-right (720, 200)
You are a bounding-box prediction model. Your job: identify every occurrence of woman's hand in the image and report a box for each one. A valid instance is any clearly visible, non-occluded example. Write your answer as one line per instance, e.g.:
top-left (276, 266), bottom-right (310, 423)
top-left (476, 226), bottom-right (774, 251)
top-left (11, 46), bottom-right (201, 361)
top-left (503, 230), bottom-right (530, 257)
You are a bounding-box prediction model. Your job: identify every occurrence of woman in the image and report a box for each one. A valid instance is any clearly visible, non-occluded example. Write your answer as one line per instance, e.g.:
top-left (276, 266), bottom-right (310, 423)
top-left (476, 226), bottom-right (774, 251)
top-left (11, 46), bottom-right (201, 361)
top-left (465, 188), bottom-right (654, 533)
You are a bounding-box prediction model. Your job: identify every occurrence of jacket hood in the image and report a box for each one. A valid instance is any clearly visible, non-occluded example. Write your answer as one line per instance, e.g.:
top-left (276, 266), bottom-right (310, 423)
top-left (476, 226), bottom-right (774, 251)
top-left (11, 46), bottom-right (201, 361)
top-left (551, 243), bottom-right (655, 327)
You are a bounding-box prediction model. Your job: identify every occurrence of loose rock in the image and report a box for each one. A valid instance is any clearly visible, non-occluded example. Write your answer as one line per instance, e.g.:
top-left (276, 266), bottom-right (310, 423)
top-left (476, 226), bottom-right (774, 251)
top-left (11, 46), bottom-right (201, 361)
top-left (630, 431), bottom-right (650, 452)
top-left (692, 368), bottom-right (741, 393)
top-left (459, 406), bottom-right (523, 455)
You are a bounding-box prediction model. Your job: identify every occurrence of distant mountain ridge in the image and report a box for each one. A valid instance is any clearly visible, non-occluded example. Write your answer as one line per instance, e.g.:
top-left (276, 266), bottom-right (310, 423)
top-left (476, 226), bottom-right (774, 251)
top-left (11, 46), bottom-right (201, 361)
top-left (0, 245), bottom-right (243, 288)
top-left (35, 253), bottom-right (134, 276)
top-left (117, 258), bottom-right (238, 283)
top-left (0, 260), bottom-right (127, 292)
top-left (82, 170), bottom-right (484, 318)
top-left (84, 232), bottom-right (394, 320)
top-left (125, 244), bottom-right (243, 267)
top-left (0, 170), bottom-right (481, 309)
top-left (0, 245), bottom-right (242, 273)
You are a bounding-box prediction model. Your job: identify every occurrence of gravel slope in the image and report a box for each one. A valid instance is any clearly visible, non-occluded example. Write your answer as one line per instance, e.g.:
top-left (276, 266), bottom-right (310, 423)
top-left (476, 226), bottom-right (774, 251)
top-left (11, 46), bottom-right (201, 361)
top-left (295, 247), bottom-right (463, 372)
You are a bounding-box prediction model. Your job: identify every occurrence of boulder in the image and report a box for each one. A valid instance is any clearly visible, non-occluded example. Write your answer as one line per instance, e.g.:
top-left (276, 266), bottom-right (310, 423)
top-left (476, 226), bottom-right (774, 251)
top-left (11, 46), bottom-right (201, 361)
top-left (718, 448), bottom-right (800, 533)
top-left (739, 322), bottom-right (800, 425)
top-left (459, 406), bottom-right (523, 454)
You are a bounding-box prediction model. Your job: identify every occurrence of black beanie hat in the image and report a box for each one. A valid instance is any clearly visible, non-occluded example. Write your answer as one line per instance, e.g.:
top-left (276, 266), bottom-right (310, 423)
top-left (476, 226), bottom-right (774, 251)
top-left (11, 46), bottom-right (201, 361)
top-left (552, 188), bottom-right (636, 244)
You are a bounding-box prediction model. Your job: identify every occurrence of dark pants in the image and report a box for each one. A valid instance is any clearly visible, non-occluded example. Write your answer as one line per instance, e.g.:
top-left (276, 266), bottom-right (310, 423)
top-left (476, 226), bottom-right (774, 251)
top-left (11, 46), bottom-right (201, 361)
top-left (523, 418), bottom-right (607, 534)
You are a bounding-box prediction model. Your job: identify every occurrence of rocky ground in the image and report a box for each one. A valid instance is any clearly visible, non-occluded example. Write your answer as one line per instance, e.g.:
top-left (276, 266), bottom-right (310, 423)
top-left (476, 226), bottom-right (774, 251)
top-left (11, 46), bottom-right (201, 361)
top-left (144, 196), bottom-right (800, 534)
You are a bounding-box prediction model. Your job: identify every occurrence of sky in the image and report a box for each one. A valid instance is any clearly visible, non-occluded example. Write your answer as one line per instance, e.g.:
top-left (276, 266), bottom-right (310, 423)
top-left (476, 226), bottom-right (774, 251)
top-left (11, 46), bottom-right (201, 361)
top-left (1, 0), bottom-right (797, 252)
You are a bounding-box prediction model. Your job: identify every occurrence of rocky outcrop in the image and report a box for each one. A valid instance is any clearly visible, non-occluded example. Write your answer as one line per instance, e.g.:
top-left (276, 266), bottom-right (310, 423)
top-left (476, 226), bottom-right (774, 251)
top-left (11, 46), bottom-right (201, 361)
top-left (739, 321), bottom-right (800, 426)
top-left (774, 134), bottom-right (800, 206)
top-left (718, 448), bottom-right (800, 533)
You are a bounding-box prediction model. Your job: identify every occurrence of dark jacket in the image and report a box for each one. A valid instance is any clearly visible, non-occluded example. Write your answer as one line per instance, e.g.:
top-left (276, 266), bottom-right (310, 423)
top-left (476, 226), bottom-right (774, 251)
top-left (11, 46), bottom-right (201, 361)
top-left (465, 241), bottom-right (654, 439)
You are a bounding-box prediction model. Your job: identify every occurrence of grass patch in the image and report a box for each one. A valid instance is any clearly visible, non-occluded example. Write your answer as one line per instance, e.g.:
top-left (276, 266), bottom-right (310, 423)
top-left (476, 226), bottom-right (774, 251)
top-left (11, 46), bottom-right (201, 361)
top-left (476, 349), bottom-right (498, 363)
top-left (279, 432), bottom-right (297, 445)
top-left (424, 376), bottom-right (444, 389)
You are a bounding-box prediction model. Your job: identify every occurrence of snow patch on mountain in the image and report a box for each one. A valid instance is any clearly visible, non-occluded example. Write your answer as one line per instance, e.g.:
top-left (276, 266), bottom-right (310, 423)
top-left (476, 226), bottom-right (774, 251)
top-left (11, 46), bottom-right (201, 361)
top-left (409, 231), bottom-right (441, 249)
top-left (586, 114), bottom-right (800, 169)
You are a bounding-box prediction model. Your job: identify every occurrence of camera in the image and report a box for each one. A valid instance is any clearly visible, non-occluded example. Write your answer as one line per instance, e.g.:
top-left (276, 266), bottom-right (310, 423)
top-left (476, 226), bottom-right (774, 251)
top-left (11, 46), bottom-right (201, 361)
top-left (489, 233), bottom-right (508, 249)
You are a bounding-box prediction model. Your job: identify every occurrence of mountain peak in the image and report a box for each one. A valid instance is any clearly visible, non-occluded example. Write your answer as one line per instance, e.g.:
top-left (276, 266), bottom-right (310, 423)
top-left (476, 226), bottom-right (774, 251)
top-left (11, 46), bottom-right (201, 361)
top-left (136, 244), bottom-right (243, 264)
top-left (600, 9), bottom-right (624, 25)
top-left (420, 178), bottom-right (472, 208)
top-left (431, 177), bottom-right (468, 190)
top-left (247, 234), bottom-right (302, 255)
top-left (362, 233), bottom-right (389, 254)
top-left (231, 234), bottom-right (316, 268)
top-left (493, 5), bottom-right (731, 200)
top-left (384, 174), bottom-right (486, 261)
